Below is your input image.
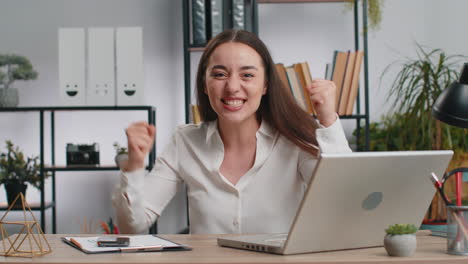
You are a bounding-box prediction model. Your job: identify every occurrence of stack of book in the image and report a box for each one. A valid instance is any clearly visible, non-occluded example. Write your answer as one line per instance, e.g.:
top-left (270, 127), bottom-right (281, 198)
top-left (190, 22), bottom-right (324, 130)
top-left (276, 51), bottom-right (364, 117)
top-left (276, 62), bottom-right (315, 115)
top-left (329, 50), bottom-right (364, 116)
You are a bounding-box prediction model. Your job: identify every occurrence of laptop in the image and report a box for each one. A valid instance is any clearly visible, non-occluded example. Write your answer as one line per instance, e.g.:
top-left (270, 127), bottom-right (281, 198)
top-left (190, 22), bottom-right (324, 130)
top-left (217, 150), bottom-right (454, 255)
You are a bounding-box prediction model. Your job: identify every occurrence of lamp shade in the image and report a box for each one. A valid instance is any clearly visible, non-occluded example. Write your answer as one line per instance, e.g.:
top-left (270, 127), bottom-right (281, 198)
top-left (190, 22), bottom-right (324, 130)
top-left (432, 63), bottom-right (468, 128)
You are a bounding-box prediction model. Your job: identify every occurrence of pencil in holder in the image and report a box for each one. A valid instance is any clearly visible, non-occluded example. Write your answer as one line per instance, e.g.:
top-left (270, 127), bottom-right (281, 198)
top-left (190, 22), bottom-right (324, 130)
top-left (447, 206), bottom-right (468, 255)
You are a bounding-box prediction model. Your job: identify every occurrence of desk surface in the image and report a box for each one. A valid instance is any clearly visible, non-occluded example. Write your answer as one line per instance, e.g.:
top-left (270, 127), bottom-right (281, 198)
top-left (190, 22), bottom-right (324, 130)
top-left (1, 233), bottom-right (467, 264)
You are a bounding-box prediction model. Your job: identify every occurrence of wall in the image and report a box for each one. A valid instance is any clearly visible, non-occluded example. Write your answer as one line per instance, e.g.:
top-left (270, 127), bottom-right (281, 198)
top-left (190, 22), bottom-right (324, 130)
top-left (0, 0), bottom-right (466, 234)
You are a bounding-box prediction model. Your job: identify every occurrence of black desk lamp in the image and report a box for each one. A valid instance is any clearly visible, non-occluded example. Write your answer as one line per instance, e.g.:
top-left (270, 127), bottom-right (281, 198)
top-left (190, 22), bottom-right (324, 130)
top-left (432, 63), bottom-right (468, 128)
top-left (432, 63), bottom-right (468, 206)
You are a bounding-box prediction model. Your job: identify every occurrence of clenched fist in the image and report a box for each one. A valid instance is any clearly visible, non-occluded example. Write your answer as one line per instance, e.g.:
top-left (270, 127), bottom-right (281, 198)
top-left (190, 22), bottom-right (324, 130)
top-left (121, 121), bottom-right (156, 172)
top-left (306, 79), bottom-right (337, 127)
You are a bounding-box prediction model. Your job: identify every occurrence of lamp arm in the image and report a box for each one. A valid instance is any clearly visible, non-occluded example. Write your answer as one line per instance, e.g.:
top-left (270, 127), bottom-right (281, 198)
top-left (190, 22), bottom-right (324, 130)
top-left (443, 167), bottom-right (468, 182)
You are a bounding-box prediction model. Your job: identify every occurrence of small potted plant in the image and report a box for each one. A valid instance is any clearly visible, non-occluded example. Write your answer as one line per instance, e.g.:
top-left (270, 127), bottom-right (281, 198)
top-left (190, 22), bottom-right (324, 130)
top-left (384, 223), bottom-right (418, 257)
top-left (113, 142), bottom-right (128, 168)
top-left (0, 54), bottom-right (38, 107)
top-left (0, 140), bottom-right (49, 207)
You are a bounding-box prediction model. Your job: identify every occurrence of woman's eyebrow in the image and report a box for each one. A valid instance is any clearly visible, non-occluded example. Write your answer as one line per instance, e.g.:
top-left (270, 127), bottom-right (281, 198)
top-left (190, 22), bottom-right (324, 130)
top-left (210, 65), bottom-right (259, 71)
top-left (211, 65), bottom-right (227, 70)
top-left (240, 65), bottom-right (258, 71)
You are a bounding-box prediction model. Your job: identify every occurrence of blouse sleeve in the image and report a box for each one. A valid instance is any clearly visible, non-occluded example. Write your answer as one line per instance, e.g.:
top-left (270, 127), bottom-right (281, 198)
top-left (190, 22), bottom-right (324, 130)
top-left (112, 134), bottom-right (183, 234)
top-left (298, 117), bottom-right (352, 184)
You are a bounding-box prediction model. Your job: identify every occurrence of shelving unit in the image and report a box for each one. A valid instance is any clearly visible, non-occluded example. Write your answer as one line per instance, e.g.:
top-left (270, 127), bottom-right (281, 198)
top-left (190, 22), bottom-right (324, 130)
top-left (182, 0), bottom-right (370, 150)
top-left (0, 106), bottom-right (156, 233)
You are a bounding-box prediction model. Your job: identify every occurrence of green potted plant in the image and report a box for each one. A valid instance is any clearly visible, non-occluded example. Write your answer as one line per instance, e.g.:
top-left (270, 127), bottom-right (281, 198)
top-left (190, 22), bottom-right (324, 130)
top-left (0, 54), bottom-right (38, 107)
top-left (354, 44), bottom-right (467, 221)
top-left (355, 44), bottom-right (467, 162)
top-left (0, 140), bottom-right (48, 207)
top-left (113, 142), bottom-right (128, 167)
top-left (384, 224), bottom-right (418, 257)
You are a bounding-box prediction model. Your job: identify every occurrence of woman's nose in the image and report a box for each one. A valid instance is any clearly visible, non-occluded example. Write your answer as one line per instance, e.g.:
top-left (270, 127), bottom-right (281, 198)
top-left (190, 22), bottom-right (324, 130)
top-left (225, 76), bottom-right (241, 93)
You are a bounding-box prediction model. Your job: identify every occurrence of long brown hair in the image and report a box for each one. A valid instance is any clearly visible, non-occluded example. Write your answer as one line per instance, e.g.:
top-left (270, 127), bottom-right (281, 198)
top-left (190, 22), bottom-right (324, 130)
top-left (196, 29), bottom-right (319, 157)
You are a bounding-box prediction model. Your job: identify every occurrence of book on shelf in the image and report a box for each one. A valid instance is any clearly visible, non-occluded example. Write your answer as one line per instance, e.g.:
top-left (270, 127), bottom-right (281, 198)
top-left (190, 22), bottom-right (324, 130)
top-left (191, 104), bottom-right (202, 124)
top-left (275, 63), bottom-right (292, 96)
top-left (329, 50), bottom-right (364, 116)
top-left (285, 66), bottom-right (308, 111)
top-left (331, 51), bottom-right (349, 113)
top-left (324, 63), bottom-right (333, 81)
top-left (293, 62), bottom-right (315, 115)
top-left (275, 53), bottom-right (364, 117)
top-left (337, 51), bottom-right (356, 115)
top-left (192, 0), bottom-right (207, 45)
top-left (345, 50), bottom-right (364, 115)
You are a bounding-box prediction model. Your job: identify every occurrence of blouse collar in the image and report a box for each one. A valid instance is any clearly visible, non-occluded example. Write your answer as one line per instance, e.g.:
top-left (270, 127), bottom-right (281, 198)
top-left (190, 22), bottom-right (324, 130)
top-left (205, 119), bottom-right (276, 144)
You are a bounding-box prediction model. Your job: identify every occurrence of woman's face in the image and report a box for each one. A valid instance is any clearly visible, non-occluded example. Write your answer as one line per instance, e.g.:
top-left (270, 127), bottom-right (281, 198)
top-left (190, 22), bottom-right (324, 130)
top-left (204, 42), bottom-right (266, 126)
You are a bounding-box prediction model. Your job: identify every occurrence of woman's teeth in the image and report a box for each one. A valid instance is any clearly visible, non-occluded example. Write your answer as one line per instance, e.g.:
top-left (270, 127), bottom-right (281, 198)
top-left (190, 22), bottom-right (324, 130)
top-left (224, 99), bottom-right (244, 106)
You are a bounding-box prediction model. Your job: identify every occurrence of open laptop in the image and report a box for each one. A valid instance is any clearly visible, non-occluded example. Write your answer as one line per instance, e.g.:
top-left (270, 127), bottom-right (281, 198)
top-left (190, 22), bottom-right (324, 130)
top-left (217, 150), bottom-right (453, 255)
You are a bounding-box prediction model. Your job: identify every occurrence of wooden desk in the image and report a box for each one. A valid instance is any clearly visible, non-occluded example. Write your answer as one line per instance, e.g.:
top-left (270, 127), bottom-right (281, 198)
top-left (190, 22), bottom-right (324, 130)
top-left (1, 233), bottom-right (467, 264)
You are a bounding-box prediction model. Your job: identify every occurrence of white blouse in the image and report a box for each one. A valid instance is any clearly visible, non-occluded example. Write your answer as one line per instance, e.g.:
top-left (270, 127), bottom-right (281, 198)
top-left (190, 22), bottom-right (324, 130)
top-left (113, 119), bottom-right (351, 234)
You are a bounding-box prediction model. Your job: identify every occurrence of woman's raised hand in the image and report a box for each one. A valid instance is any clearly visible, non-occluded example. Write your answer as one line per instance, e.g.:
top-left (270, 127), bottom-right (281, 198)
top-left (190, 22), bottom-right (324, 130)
top-left (306, 79), bottom-right (338, 127)
top-left (122, 121), bottom-right (156, 172)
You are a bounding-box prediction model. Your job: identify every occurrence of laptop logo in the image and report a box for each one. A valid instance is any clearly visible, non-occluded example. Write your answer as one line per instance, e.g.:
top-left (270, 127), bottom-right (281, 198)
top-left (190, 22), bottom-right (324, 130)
top-left (362, 192), bottom-right (383, 210)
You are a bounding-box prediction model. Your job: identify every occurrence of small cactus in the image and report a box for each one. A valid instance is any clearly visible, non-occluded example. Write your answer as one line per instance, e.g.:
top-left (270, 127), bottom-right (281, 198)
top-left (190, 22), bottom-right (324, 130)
top-left (385, 224), bottom-right (418, 235)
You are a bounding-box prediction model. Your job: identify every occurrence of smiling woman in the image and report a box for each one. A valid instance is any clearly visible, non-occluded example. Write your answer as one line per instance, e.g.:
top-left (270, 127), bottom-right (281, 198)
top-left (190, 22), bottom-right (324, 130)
top-left (203, 42), bottom-right (268, 185)
top-left (196, 30), bottom-right (339, 157)
top-left (204, 42), bottom-right (266, 131)
top-left (113, 29), bottom-right (352, 234)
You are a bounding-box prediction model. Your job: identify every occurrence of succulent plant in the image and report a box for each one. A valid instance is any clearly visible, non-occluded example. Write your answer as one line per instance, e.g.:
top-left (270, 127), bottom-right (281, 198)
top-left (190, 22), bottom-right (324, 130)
top-left (385, 224), bottom-right (418, 236)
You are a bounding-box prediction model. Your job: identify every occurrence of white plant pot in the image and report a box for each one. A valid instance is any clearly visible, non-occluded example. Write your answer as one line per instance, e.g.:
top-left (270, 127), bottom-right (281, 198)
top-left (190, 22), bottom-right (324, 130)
top-left (114, 153), bottom-right (128, 168)
top-left (384, 234), bottom-right (417, 257)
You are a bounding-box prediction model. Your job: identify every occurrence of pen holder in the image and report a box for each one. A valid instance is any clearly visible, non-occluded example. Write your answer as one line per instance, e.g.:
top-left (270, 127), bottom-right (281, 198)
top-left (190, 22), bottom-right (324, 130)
top-left (447, 206), bottom-right (468, 255)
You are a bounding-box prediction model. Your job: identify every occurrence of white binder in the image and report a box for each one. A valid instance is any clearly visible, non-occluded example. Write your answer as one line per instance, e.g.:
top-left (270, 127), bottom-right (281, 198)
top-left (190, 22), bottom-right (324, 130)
top-left (58, 28), bottom-right (86, 105)
top-left (87, 28), bottom-right (116, 106)
top-left (115, 27), bottom-right (144, 106)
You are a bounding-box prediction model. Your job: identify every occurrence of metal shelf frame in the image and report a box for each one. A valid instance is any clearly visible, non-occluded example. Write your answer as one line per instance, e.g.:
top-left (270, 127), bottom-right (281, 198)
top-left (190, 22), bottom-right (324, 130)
top-left (0, 106), bottom-right (156, 233)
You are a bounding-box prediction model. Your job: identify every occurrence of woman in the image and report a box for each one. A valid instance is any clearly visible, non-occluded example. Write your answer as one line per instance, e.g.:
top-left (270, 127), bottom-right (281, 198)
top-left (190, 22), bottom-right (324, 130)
top-left (113, 29), bottom-right (351, 234)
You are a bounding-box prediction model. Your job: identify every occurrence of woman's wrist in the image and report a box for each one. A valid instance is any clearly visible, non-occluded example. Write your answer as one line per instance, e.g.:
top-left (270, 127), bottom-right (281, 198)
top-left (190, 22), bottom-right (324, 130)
top-left (120, 159), bottom-right (144, 172)
top-left (317, 113), bottom-right (338, 128)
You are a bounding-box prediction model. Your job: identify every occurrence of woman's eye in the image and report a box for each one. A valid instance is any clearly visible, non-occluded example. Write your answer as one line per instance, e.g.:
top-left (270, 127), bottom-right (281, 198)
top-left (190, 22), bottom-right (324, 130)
top-left (243, 73), bottom-right (254, 78)
top-left (212, 72), bottom-right (226, 78)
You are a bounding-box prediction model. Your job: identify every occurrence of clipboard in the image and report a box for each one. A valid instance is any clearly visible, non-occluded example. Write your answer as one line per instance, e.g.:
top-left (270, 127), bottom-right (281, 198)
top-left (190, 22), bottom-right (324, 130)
top-left (62, 235), bottom-right (191, 254)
